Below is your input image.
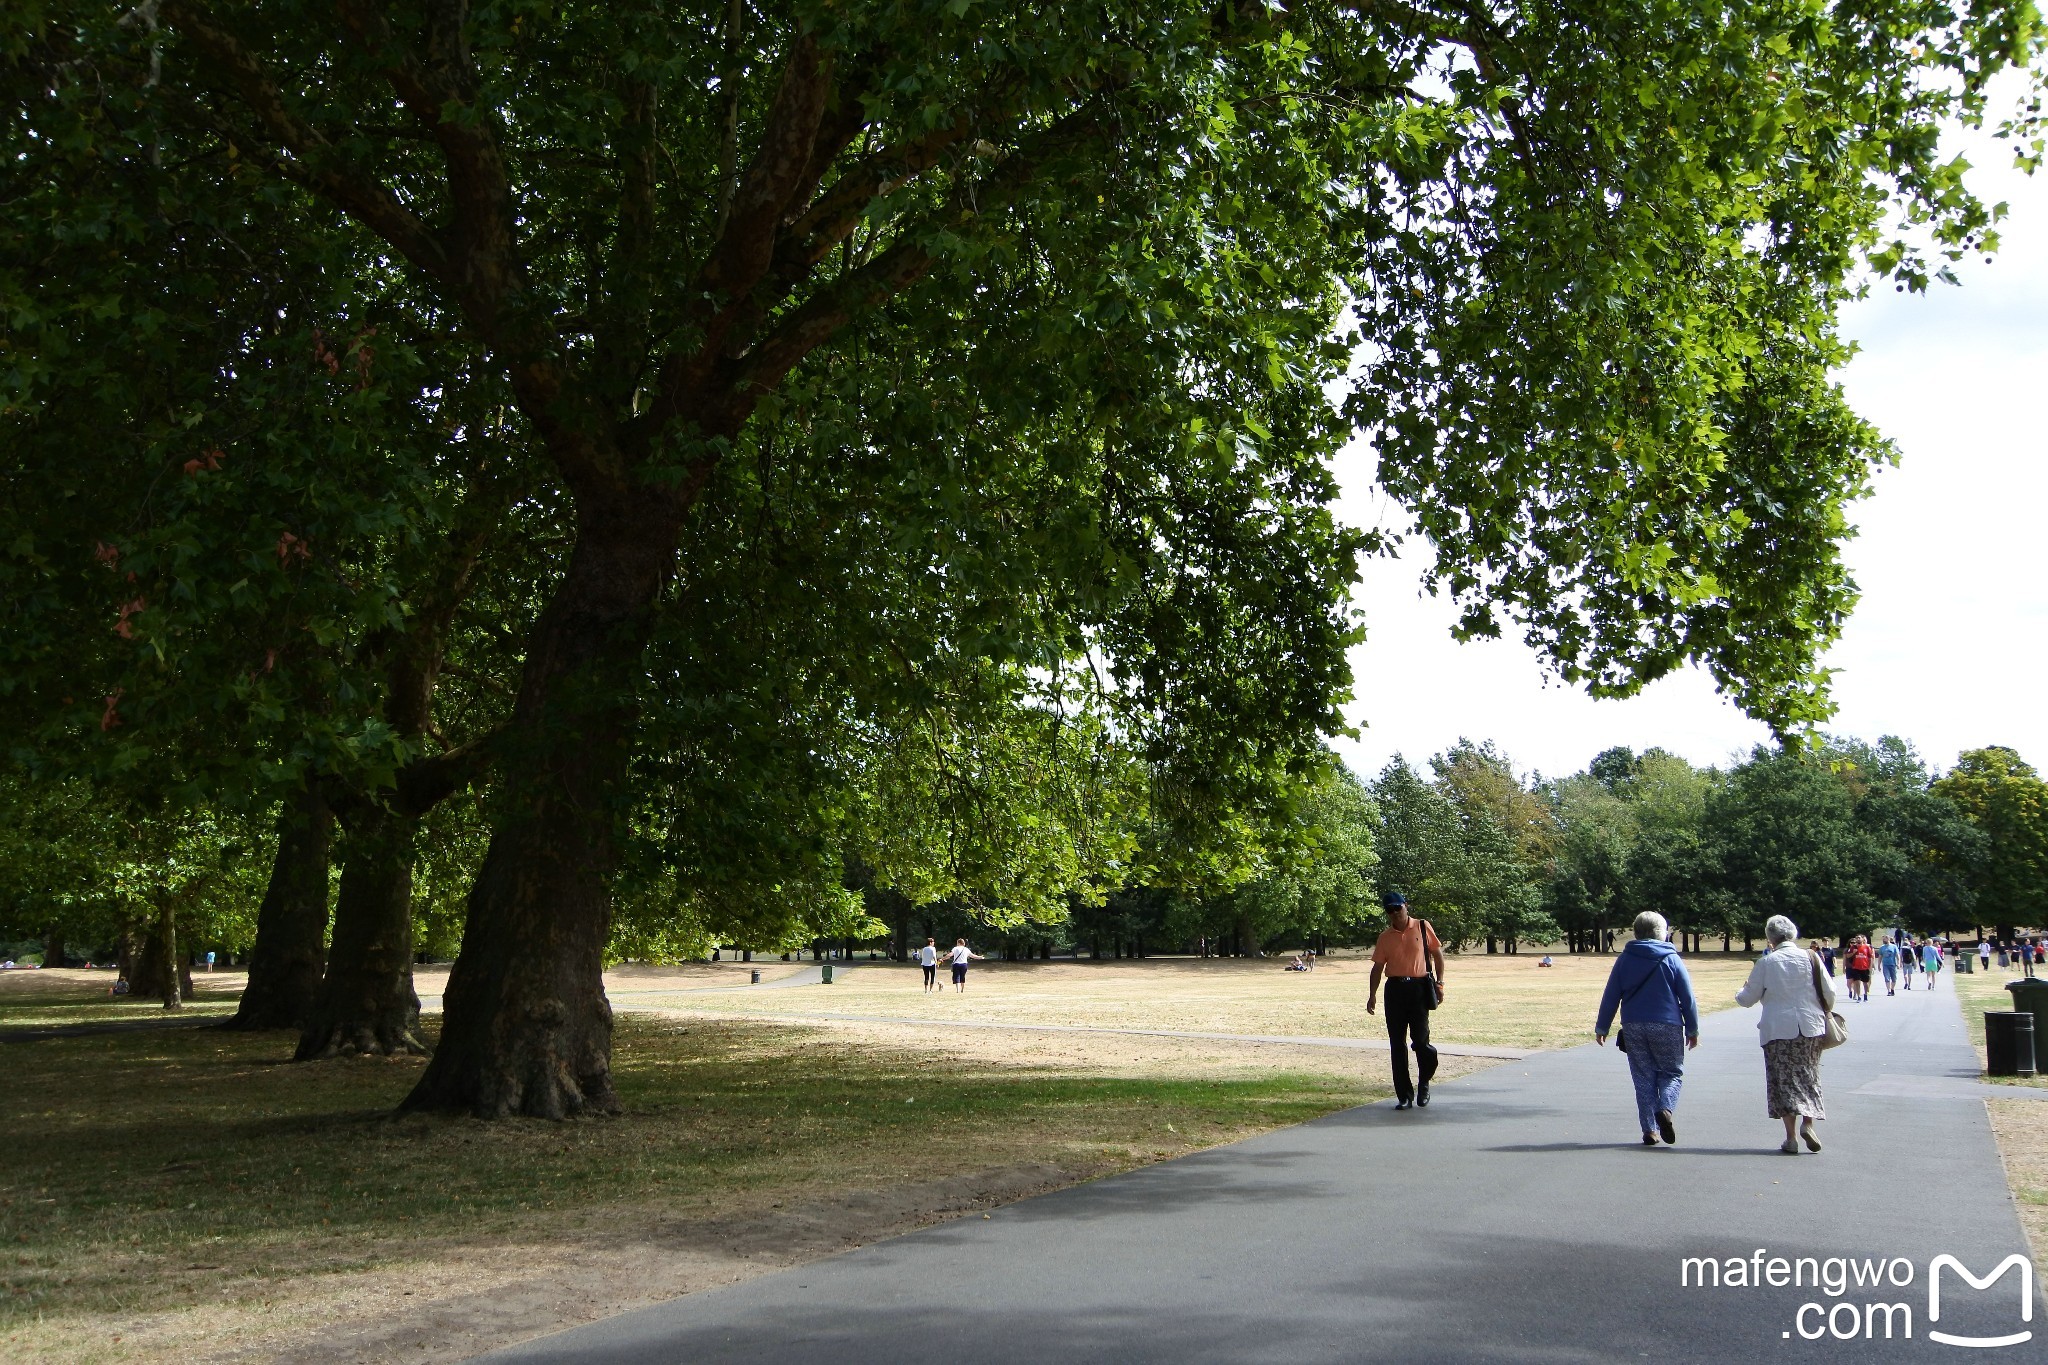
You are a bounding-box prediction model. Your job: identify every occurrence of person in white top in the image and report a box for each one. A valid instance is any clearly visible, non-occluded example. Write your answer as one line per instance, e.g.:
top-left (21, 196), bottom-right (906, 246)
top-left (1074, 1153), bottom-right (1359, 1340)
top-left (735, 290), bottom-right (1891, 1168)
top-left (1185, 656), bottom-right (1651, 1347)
top-left (947, 938), bottom-right (984, 991)
top-left (1735, 915), bottom-right (1837, 1156)
top-left (917, 939), bottom-right (940, 993)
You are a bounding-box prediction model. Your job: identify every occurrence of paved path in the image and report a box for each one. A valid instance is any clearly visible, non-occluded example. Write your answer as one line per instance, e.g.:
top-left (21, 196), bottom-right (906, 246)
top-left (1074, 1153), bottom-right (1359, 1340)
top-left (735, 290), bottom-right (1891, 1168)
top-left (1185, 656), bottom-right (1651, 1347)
top-left (484, 970), bottom-right (2043, 1364)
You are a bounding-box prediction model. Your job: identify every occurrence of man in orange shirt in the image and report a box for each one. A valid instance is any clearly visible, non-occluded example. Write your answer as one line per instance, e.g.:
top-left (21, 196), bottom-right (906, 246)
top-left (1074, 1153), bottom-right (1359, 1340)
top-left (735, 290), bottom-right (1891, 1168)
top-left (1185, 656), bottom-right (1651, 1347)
top-left (1367, 893), bottom-right (1446, 1110)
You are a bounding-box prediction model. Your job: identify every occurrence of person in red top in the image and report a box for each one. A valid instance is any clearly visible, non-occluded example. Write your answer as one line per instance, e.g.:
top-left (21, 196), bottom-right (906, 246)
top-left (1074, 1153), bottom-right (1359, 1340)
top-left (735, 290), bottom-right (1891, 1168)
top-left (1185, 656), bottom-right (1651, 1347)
top-left (1367, 893), bottom-right (1446, 1110)
top-left (1843, 935), bottom-right (1874, 1003)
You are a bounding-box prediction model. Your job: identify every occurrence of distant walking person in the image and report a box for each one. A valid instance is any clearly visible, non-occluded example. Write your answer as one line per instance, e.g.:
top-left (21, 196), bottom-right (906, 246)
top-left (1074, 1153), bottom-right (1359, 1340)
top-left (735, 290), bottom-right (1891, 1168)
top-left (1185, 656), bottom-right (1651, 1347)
top-left (918, 938), bottom-right (940, 993)
top-left (1366, 893), bottom-right (1444, 1110)
top-left (1877, 937), bottom-right (1900, 996)
top-left (1843, 936), bottom-right (1873, 1003)
top-left (1595, 913), bottom-right (1700, 1146)
top-left (1735, 915), bottom-right (1836, 1155)
top-left (1921, 939), bottom-right (1942, 987)
top-left (947, 938), bottom-right (983, 992)
top-left (1980, 940), bottom-right (1993, 971)
top-left (1900, 938), bottom-right (1918, 990)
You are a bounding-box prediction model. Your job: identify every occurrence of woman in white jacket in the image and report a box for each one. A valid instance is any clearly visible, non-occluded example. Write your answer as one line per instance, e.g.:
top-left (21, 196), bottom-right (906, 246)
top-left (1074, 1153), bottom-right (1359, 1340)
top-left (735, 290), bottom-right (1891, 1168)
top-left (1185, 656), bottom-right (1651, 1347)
top-left (1735, 915), bottom-right (1837, 1155)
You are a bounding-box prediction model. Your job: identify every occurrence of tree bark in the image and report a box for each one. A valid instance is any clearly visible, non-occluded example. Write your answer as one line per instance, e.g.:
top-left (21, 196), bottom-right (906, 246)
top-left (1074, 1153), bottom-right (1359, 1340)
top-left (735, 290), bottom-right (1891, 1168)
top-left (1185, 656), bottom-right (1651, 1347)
top-left (402, 506), bottom-right (678, 1118)
top-left (224, 783), bottom-right (334, 1031)
top-left (134, 897), bottom-right (188, 1008)
top-left (296, 804), bottom-right (428, 1058)
top-left (41, 928), bottom-right (65, 971)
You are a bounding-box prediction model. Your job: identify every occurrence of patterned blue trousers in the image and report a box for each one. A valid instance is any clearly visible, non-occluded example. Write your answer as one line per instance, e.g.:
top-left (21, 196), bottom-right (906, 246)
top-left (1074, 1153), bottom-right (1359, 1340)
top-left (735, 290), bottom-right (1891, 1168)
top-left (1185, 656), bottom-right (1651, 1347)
top-left (1626, 1020), bottom-right (1687, 1134)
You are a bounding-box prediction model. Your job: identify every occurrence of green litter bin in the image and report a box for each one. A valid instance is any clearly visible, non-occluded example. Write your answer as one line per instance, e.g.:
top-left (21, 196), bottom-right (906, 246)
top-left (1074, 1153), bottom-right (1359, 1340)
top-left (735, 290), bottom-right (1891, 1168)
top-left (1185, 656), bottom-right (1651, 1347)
top-left (1956, 951), bottom-right (1973, 973)
top-left (821, 962), bottom-right (834, 985)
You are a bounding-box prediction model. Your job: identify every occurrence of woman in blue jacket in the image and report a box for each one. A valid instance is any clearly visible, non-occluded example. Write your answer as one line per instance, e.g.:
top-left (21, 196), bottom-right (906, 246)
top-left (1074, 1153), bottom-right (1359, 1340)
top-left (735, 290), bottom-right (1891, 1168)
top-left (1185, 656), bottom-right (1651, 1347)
top-left (1594, 912), bottom-right (1701, 1146)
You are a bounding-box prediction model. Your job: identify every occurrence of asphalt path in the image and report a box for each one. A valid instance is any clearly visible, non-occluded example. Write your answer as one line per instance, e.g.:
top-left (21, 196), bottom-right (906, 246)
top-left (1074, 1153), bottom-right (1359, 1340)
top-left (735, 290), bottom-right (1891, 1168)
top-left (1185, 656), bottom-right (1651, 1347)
top-left (483, 967), bottom-right (2044, 1364)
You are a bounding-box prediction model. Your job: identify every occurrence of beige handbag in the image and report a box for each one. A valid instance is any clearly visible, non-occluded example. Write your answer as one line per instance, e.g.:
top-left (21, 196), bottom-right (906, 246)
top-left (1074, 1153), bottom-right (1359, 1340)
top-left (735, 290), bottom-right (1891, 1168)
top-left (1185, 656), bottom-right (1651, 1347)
top-left (1808, 952), bottom-right (1848, 1050)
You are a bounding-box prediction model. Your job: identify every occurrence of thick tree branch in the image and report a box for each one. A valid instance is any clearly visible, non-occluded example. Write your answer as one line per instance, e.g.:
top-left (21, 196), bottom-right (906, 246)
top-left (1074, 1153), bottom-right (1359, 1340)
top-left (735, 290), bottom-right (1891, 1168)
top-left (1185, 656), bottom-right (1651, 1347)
top-left (330, 0), bottom-right (529, 336)
top-left (158, 0), bottom-right (449, 282)
top-left (693, 30), bottom-right (836, 311)
top-left (730, 101), bottom-right (1116, 402)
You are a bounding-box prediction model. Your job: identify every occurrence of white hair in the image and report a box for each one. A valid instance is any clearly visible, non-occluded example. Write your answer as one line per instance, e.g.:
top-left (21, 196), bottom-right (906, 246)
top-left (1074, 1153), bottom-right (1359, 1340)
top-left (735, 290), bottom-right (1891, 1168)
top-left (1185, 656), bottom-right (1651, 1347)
top-left (1632, 912), bottom-right (1669, 941)
top-left (1765, 915), bottom-right (1799, 946)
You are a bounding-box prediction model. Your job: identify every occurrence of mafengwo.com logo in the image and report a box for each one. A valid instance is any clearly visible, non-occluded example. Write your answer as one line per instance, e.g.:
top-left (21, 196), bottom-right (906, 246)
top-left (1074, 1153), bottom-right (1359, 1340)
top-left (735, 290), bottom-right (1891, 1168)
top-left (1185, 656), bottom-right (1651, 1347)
top-left (1680, 1249), bottom-right (2034, 1346)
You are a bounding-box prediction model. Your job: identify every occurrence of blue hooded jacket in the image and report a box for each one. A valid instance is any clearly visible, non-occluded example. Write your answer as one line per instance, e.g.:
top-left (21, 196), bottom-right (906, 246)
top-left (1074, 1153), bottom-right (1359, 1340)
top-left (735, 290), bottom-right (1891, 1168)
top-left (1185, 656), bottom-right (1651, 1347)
top-left (1595, 938), bottom-right (1700, 1036)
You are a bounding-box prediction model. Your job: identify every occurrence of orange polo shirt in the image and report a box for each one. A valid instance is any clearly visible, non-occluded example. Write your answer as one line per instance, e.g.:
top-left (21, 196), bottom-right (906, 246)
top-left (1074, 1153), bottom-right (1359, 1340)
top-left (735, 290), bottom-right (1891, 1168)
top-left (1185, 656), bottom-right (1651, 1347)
top-left (1372, 919), bottom-right (1441, 977)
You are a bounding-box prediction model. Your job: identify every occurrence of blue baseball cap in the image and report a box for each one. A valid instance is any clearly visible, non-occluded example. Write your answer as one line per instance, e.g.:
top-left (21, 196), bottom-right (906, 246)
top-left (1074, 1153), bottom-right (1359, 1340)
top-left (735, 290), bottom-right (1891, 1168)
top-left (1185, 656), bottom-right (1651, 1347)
top-left (1381, 892), bottom-right (1408, 909)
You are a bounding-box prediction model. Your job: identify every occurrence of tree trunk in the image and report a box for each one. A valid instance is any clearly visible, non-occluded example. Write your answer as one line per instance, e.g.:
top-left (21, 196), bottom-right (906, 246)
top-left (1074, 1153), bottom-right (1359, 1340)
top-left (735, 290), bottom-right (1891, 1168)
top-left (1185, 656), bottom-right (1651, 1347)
top-left (225, 783), bottom-right (334, 1031)
top-left (401, 503), bottom-right (677, 1118)
top-left (130, 908), bottom-right (193, 1002)
top-left (296, 805), bottom-right (427, 1058)
top-left (133, 896), bottom-right (187, 1009)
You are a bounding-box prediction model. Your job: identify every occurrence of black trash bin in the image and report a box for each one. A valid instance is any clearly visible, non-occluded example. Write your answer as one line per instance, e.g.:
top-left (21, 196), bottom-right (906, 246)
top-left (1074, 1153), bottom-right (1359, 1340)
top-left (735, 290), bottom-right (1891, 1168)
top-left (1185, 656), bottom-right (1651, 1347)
top-left (2010, 978), bottom-right (2048, 1036)
top-left (1985, 1011), bottom-right (2037, 1078)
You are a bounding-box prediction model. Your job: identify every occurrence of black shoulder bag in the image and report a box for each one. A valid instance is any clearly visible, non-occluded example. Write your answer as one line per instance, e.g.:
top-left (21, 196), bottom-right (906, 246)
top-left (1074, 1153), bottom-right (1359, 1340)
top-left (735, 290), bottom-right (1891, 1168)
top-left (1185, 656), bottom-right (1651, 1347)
top-left (1421, 920), bottom-right (1443, 1010)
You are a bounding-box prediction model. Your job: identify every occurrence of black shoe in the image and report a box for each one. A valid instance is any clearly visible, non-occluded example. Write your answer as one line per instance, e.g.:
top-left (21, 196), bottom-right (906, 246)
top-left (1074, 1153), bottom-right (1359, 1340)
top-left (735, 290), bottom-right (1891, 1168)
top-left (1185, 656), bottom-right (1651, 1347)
top-left (1394, 1097), bottom-right (1413, 1110)
top-left (1416, 1083), bottom-right (1431, 1107)
top-left (1643, 1132), bottom-right (1658, 1146)
top-left (1656, 1109), bottom-right (1677, 1145)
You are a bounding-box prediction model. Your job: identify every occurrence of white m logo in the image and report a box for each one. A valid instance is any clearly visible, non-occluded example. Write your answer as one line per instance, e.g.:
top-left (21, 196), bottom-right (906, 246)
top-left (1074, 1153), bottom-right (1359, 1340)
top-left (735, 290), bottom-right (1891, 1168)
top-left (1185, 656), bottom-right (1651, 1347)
top-left (1928, 1254), bottom-right (2034, 1349)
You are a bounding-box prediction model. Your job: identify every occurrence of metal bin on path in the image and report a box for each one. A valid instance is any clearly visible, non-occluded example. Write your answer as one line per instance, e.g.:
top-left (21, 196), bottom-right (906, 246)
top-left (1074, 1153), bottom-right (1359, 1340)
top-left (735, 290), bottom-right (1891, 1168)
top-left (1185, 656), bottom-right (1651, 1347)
top-left (1985, 1011), bottom-right (2037, 1078)
top-left (1956, 952), bottom-right (1974, 973)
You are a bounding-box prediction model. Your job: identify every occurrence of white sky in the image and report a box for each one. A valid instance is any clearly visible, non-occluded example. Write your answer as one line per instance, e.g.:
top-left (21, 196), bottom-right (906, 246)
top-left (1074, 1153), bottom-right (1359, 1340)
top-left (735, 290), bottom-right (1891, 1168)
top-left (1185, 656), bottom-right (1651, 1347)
top-left (1330, 101), bottom-right (2048, 785)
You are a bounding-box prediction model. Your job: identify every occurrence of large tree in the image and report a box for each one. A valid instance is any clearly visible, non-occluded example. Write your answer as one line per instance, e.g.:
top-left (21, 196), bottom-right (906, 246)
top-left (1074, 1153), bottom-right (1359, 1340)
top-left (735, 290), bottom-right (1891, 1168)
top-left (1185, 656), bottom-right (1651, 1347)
top-left (1932, 747), bottom-right (2048, 936)
top-left (7, 0), bottom-right (2034, 1115)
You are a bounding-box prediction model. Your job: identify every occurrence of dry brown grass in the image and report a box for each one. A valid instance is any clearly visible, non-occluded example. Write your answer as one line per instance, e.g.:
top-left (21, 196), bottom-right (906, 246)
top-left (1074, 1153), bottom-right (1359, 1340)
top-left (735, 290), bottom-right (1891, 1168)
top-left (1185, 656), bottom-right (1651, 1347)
top-left (1988, 1100), bottom-right (2048, 1286)
top-left (0, 1012), bottom-right (1386, 1365)
top-left (653, 950), bottom-right (1758, 1052)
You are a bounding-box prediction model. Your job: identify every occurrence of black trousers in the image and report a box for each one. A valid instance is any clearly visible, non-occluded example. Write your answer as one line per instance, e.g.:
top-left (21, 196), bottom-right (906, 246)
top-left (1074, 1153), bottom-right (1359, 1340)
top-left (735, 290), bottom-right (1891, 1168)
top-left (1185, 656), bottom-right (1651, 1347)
top-left (1383, 977), bottom-right (1439, 1100)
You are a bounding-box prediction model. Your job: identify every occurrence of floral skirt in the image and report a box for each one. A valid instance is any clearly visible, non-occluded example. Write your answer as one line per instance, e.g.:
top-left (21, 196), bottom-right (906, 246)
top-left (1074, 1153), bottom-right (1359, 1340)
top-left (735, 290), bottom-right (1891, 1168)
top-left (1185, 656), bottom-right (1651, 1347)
top-left (1763, 1036), bottom-right (1826, 1120)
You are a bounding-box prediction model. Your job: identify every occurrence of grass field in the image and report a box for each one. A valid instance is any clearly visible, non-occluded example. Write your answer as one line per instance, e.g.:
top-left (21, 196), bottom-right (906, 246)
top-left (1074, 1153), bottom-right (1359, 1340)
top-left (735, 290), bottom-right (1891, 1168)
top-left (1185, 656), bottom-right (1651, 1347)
top-left (654, 949), bottom-right (1761, 1052)
top-left (0, 999), bottom-right (1380, 1365)
top-left (0, 968), bottom-right (244, 1028)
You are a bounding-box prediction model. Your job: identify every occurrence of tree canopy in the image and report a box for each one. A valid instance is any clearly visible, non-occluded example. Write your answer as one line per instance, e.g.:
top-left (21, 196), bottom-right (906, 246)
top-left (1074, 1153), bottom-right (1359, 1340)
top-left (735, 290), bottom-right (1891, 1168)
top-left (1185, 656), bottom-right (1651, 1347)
top-left (5, 0), bottom-right (2039, 1113)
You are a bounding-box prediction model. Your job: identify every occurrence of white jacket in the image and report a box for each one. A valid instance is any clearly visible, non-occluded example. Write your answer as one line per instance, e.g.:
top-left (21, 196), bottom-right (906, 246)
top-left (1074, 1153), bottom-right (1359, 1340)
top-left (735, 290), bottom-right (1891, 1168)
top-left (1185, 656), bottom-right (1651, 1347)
top-left (1735, 944), bottom-right (1837, 1043)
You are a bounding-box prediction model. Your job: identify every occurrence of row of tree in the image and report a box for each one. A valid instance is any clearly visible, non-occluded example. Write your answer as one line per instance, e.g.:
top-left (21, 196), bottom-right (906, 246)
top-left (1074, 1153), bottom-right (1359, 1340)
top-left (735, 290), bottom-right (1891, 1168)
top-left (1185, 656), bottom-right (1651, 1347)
top-left (1373, 740), bottom-right (2048, 955)
top-left (4, 0), bottom-right (2037, 1114)
top-left (20, 734), bottom-right (2038, 985)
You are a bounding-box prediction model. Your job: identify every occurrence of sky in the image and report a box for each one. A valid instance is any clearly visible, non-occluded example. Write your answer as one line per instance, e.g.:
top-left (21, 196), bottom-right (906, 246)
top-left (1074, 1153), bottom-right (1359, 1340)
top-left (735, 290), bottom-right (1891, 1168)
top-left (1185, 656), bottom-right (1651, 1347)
top-left (1329, 100), bottom-right (2048, 786)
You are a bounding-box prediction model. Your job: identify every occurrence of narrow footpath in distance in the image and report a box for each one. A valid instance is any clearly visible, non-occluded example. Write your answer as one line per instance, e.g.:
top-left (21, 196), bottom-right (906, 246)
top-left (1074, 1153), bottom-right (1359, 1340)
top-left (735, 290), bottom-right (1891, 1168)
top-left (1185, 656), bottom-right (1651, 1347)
top-left (481, 970), bottom-right (2044, 1365)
